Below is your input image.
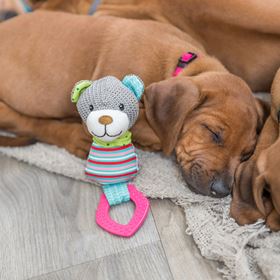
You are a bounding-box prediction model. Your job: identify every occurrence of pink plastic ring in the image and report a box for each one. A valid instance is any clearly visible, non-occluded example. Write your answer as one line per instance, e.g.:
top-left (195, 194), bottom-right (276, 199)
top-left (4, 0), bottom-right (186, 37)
top-left (96, 183), bottom-right (149, 237)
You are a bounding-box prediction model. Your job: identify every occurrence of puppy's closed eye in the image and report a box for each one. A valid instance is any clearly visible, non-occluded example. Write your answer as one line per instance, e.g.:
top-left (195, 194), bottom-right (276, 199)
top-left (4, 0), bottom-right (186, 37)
top-left (202, 124), bottom-right (223, 145)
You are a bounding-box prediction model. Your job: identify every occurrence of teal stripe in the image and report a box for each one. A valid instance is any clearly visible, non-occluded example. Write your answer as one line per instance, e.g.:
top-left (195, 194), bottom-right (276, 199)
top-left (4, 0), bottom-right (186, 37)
top-left (95, 176), bottom-right (136, 184)
top-left (87, 176), bottom-right (135, 184)
top-left (87, 159), bottom-right (137, 169)
top-left (85, 166), bottom-right (138, 176)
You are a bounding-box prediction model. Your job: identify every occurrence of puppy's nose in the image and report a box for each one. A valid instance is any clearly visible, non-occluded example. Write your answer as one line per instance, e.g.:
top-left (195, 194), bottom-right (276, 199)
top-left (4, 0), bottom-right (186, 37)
top-left (210, 178), bottom-right (231, 197)
top-left (99, 115), bottom-right (113, 125)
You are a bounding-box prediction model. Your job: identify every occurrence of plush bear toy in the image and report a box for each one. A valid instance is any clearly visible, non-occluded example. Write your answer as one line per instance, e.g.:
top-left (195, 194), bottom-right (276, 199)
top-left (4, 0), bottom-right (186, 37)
top-left (71, 75), bottom-right (149, 237)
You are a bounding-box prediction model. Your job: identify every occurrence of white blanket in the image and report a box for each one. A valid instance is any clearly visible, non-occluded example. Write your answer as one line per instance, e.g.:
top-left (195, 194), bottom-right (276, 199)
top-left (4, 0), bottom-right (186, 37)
top-left (0, 142), bottom-right (279, 279)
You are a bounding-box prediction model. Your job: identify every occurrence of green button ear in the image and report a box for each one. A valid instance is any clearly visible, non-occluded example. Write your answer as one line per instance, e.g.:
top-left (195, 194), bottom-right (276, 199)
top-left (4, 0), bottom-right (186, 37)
top-left (71, 80), bottom-right (93, 103)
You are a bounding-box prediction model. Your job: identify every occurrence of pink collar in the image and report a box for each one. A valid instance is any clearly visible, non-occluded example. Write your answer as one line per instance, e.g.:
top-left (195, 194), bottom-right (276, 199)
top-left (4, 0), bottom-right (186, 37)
top-left (172, 52), bottom-right (197, 77)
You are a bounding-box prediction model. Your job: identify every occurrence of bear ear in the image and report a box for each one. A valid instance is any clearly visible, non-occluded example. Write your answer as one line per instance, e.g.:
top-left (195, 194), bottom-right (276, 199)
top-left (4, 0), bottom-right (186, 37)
top-left (71, 80), bottom-right (92, 103)
top-left (122, 74), bottom-right (144, 101)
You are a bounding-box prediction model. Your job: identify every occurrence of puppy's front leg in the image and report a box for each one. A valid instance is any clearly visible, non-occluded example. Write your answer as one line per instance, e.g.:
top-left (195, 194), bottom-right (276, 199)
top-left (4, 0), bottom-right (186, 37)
top-left (0, 101), bottom-right (91, 158)
top-left (31, 119), bottom-right (92, 159)
top-left (266, 209), bottom-right (280, 231)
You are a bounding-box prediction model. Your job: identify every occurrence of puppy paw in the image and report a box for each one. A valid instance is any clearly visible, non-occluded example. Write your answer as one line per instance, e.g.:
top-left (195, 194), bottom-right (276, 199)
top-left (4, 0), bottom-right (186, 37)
top-left (266, 209), bottom-right (280, 231)
top-left (54, 123), bottom-right (91, 159)
top-left (230, 201), bottom-right (264, 226)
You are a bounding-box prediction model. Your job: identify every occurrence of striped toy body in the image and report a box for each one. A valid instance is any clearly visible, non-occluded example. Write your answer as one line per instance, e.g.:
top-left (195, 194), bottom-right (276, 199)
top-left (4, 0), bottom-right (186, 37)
top-left (85, 142), bottom-right (139, 185)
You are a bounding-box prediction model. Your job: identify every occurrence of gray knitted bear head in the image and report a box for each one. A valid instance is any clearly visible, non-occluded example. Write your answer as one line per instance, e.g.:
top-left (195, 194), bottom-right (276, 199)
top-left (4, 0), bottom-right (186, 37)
top-left (71, 75), bottom-right (144, 142)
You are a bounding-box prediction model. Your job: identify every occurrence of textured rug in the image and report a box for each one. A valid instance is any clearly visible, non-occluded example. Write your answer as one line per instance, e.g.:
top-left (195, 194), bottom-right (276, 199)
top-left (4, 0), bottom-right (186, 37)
top-left (0, 142), bottom-right (279, 279)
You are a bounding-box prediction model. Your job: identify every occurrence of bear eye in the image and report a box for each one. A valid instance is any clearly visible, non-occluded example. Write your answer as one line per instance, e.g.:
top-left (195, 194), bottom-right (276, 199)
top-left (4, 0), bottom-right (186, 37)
top-left (119, 103), bottom-right (125, 111)
top-left (89, 105), bottom-right (94, 111)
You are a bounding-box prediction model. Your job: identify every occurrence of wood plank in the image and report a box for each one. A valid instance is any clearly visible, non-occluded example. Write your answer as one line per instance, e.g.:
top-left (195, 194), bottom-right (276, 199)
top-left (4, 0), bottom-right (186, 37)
top-left (0, 155), bottom-right (159, 280)
top-left (30, 241), bottom-right (172, 280)
top-left (150, 199), bottom-right (222, 280)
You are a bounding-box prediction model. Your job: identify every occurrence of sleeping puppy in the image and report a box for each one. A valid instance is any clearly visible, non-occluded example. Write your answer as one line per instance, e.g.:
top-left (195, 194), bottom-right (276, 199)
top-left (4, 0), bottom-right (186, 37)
top-left (0, 12), bottom-right (265, 197)
top-left (231, 68), bottom-right (280, 230)
top-left (96, 0), bottom-right (280, 92)
top-left (144, 74), bottom-right (265, 197)
top-left (256, 138), bottom-right (280, 231)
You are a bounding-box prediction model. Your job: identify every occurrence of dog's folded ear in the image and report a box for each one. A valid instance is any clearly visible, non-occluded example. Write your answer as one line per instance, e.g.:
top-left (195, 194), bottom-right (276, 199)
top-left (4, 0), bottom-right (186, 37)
top-left (230, 115), bottom-right (279, 225)
top-left (256, 139), bottom-right (280, 219)
top-left (230, 158), bottom-right (267, 225)
top-left (144, 77), bottom-right (204, 155)
top-left (253, 174), bottom-right (267, 216)
top-left (271, 67), bottom-right (280, 122)
top-left (254, 98), bottom-right (270, 134)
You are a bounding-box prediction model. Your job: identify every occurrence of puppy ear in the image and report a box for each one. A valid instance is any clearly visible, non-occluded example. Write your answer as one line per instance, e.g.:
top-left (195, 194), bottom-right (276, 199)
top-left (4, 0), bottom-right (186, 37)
top-left (254, 98), bottom-right (270, 134)
top-left (144, 77), bottom-right (203, 155)
top-left (271, 67), bottom-right (280, 122)
top-left (122, 74), bottom-right (144, 100)
top-left (258, 144), bottom-right (280, 217)
top-left (71, 80), bottom-right (92, 103)
top-left (253, 174), bottom-right (267, 216)
top-left (230, 158), bottom-right (265, 225)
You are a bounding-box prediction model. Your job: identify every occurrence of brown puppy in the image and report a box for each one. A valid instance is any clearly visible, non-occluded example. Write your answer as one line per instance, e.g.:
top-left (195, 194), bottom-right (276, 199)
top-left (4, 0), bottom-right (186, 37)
top-left (231, 68), bottom-right (280, 230)
top-left (96, 0), bottom-right (280, 92)
top-left (0, 12), bottom-right (263, 197)
top-left (146, 74), bottom-right (263, 197)
top-left (256, 139), bottom-right (280, 231)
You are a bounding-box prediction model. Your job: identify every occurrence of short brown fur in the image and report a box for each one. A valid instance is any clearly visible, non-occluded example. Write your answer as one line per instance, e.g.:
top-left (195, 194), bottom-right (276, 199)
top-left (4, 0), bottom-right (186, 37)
top-left (0, 12), bottom-right (265, 196)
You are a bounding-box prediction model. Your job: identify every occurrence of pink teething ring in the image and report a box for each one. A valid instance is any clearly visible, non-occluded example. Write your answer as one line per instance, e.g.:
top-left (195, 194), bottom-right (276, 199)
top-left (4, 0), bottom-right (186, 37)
top-left (96, 184), bottom-right (149, 237)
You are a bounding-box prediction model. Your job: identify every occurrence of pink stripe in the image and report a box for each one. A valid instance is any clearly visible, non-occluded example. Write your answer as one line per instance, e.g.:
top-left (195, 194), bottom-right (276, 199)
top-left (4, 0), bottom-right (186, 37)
top-left (87, 163), bottom-right (137, 171)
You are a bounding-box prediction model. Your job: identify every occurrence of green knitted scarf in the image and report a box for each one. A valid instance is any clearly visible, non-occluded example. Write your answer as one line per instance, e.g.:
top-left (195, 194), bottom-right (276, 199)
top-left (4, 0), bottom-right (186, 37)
top-left (93, 131), bottom-right (132, 147)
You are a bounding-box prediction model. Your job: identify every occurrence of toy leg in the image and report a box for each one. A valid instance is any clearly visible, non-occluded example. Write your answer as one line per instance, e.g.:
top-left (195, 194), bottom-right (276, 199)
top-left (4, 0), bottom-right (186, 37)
top-left (102, 183), bottom-right (130, 206)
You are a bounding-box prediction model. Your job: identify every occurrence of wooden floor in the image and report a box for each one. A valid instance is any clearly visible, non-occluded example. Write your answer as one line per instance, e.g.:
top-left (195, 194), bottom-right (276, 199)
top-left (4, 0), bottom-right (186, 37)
top-left (0, 154), bottom-right (222, 280)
